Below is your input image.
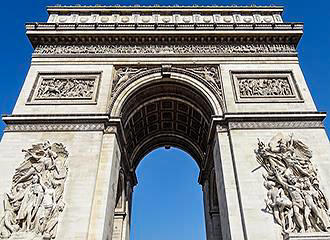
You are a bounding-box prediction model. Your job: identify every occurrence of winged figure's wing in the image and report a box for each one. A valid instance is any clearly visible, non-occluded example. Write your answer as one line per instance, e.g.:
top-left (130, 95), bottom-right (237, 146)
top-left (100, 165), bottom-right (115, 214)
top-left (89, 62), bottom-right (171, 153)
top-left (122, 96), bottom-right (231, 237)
top-left (293, 139), bottom-right (312, 160)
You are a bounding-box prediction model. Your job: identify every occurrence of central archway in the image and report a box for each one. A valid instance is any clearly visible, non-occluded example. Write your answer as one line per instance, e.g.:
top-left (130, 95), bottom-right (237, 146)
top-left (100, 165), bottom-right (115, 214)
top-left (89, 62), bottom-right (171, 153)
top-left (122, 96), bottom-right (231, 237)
top-left (131, 147), bottom-right (206, 240)
top-left (110, 67), bottom-right (224, 240)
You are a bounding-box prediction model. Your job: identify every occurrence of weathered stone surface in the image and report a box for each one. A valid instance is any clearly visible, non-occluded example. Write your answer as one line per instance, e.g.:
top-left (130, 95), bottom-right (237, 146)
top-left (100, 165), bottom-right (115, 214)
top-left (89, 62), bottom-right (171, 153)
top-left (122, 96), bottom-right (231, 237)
top-left (1, 4), bottom-right (329, 240)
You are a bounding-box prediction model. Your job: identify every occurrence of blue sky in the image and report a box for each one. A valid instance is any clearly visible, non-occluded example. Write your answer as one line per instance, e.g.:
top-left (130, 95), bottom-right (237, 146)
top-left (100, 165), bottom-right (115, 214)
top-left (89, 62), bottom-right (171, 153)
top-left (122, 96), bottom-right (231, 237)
top-left (0, 1), bottom-right (329, 240)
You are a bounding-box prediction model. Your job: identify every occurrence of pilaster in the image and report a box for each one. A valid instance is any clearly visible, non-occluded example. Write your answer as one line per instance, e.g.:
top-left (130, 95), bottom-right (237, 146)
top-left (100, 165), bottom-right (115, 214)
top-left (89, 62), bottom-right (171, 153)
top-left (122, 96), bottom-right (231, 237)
top-left (87, 126), bottom-right (121, 240)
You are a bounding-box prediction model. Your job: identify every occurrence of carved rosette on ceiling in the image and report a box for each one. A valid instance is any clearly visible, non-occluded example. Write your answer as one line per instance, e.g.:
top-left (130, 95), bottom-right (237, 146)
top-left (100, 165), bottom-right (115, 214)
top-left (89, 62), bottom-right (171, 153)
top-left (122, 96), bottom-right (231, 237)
top-left (0, 141), bottom-right (69, 240)
top-left (255, 133), bottom-right (330, 234)
top-left (110, 65), bottom-right (224, 111)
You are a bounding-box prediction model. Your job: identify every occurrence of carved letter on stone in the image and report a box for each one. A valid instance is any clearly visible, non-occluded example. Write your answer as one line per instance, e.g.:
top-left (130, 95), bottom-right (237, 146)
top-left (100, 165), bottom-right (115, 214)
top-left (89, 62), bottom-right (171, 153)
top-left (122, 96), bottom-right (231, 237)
top-left (0, 141), bottom-right (69, 239)
top-left (255, 133), bottom-right (330, 234)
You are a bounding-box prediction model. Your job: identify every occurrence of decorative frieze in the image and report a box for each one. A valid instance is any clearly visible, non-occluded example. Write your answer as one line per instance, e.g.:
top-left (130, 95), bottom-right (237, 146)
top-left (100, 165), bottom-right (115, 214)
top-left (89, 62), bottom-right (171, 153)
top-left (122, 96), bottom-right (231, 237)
top-left (0, 141), bottom-right (69, 239)
top-left (231, 72), bottom-right (302, 103)
top-left (255, 133), bottom-right (330, 233)
top-left (47, 12), bottom-right (283, 25)
top-left (4, 123), bottom-right (105, 132)
top-left (27, 72), bottom-right (101, 105)
top-left (33, 44), bottom-right (297, 56)
top-left (228, 121), bottom-right (324, 130)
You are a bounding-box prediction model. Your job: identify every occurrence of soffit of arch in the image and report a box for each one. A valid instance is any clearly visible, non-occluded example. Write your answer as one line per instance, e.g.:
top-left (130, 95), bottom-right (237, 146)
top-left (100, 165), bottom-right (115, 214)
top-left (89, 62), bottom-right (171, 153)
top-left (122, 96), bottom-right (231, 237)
top-left (123, 98), bottom-right (209, 167)
top-left (112, 66), bottom-right (220, 169)
top-left (129, 132), bottom-right (206, 170)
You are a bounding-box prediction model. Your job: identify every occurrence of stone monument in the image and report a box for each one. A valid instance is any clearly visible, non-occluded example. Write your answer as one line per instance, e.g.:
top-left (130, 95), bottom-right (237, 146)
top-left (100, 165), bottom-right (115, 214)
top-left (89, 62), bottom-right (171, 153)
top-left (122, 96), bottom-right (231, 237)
top-left (0, 5), bottom-right (329, 240)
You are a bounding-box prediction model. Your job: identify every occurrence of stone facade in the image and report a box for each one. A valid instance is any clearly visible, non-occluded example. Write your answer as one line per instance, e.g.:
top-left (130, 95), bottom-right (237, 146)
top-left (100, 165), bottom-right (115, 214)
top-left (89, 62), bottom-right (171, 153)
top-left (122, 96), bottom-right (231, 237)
top-left (0, 5), bottom-right (329, 240)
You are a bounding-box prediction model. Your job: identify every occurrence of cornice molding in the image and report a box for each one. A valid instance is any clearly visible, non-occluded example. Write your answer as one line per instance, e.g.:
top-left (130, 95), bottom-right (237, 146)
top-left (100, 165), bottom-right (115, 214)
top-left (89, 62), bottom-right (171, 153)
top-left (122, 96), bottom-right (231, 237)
top-left (4, 123), bottom-right (105, 132)
top-left (228, 121), bottom-right (324, 130)
top-left (3, 112), bottom-right (325, 132)
top-left (26, 22), bottom-right (301, 32)
top-left (47, 5), bottom-right (284, 11)
top-left (26, 22), bottom-right (303, 48)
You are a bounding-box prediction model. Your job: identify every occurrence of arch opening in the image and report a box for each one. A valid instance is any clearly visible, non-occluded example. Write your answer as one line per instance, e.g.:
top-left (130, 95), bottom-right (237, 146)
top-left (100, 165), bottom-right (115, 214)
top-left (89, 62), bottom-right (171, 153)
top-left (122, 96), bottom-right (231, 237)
top-left (111, 74), bottom-right (224, 240)
top-left (119, 78), bottom-right (216, 170)
top-left (131, 147), bottom-right (206, 240)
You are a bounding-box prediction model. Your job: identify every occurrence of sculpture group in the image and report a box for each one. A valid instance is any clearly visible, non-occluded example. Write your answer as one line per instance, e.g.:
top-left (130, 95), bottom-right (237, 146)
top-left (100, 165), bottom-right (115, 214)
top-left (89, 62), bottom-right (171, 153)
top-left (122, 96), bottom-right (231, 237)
top-left (255, 133), bottom-right (330, 234)
top-left (0, 141), bottom-right (69, 239)
top-left (239, 78), bottom-right (293, 97)
top-left (36, 78), bottom-right (95, 99)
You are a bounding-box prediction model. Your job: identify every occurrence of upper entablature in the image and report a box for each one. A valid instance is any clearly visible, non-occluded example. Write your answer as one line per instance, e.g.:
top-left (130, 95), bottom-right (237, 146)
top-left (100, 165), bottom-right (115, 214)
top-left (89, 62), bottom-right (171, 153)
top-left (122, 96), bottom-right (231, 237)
top-left (46, 5), bottom-right (284, 24)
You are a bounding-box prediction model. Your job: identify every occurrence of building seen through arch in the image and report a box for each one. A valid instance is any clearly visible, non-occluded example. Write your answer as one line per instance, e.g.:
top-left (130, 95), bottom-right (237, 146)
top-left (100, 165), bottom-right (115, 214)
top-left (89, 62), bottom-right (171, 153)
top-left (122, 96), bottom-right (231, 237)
top-left (0, 4), bottom-right (330, 240)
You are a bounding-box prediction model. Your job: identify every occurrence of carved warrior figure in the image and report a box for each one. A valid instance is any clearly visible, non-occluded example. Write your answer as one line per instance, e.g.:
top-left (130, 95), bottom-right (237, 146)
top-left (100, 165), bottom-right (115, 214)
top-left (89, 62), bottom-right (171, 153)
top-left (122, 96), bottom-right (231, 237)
top-left (34, 43), bottom-right (297, 55)
top-left (238, 78), bottom-right (293, 97)
top-left (36, 78), bottom-right (95, 99)
top-left (0, 141), bottom-right (69, 239)
top-left (255, 133), bottom-right (330, 234)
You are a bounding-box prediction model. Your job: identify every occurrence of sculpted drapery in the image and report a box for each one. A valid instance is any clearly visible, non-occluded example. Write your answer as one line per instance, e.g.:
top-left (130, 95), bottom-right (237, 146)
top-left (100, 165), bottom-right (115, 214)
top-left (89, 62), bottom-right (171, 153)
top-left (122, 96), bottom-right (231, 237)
top-left (255, 133), bottom-right (330, 234)
top-left (0, 141), bottom-right (69, 240)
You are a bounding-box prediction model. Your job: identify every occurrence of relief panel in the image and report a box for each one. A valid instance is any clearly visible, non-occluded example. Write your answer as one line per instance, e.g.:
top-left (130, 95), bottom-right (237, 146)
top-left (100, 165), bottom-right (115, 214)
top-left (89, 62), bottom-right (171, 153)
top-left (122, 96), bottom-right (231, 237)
top-left (0, 141), bottom-right (69, 239)
top-left (255, 133), bottom-right (330, 234)
top-left (27, 72), bottom-right (102, 105)
top-left (231, 71), bottom-right (303, 103)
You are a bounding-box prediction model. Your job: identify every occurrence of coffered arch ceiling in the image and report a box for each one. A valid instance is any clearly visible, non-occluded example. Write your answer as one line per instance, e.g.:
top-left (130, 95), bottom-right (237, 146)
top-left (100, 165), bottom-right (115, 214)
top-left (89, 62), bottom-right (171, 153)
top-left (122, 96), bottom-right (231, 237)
top-left (121, 80), bottom-right (214, 169)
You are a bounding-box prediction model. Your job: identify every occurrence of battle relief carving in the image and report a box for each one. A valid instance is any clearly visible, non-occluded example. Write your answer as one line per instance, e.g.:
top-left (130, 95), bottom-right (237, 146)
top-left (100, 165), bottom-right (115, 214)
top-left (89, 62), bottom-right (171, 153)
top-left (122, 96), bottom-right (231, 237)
top-left (27, 73), bottom-right (101, 105)
top-left (0, 141), bottom-right (69, 240)
top-left (232, 72), bottom-right (302, 103)
top-left (255, 133), bottom-right (330, 234)
top-left (239, 78), bottom-right (293, 97)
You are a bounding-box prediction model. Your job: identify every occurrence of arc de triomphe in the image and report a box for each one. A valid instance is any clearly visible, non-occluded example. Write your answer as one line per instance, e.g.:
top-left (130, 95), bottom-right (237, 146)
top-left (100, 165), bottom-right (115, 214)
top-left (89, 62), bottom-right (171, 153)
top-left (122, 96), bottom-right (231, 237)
top-left (0, 5), bottom-right (329, 240)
